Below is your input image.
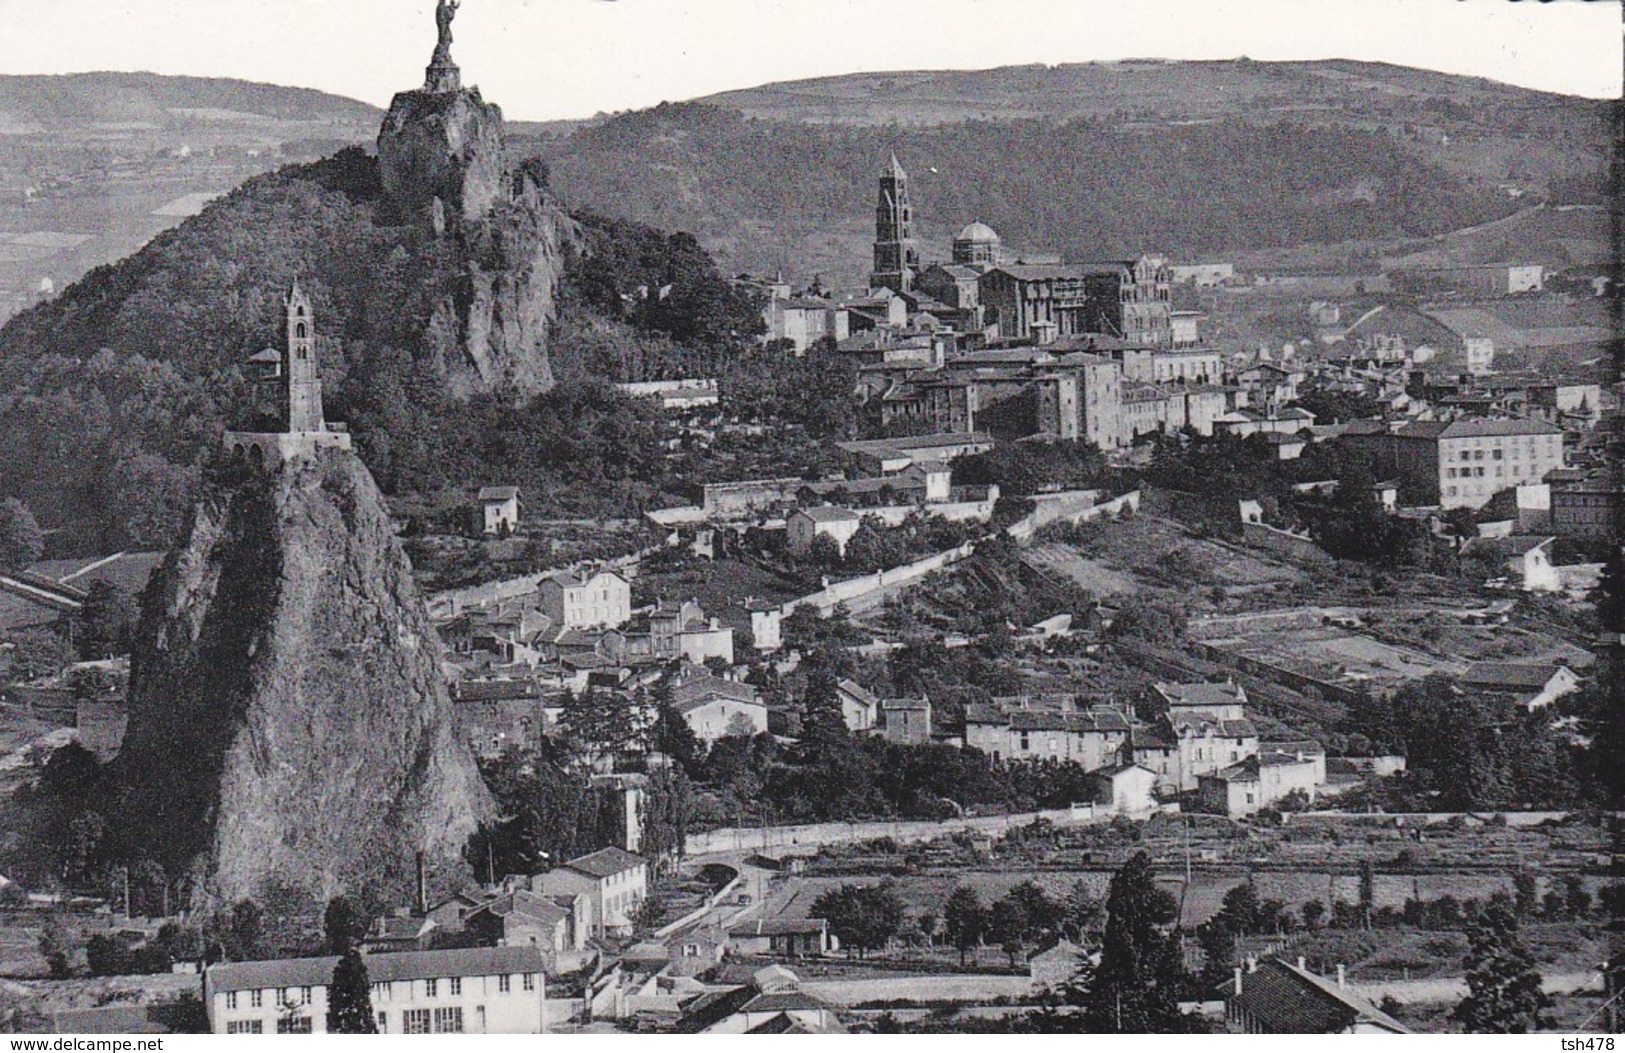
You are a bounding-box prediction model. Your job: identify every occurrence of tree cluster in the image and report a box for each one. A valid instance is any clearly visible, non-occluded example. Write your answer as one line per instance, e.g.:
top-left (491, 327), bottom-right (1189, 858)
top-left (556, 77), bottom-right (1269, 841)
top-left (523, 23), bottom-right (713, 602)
top-left (1341, 674), bottom-right (1592, 810)
top-left (808, 882), bottom-right (907, 958)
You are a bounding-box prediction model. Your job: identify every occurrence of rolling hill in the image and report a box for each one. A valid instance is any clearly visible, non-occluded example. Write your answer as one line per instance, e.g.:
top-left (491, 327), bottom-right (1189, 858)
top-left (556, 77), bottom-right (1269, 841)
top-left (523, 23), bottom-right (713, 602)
top-left (528, 59), bottom-right (1610, 290)
top-left (0, 73), bottom-right (382, 323)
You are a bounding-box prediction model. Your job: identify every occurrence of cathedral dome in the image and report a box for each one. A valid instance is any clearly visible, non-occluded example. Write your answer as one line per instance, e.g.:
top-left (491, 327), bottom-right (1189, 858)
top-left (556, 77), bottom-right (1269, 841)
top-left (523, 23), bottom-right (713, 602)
top-left (956, 221), bottom-right (1001, 244)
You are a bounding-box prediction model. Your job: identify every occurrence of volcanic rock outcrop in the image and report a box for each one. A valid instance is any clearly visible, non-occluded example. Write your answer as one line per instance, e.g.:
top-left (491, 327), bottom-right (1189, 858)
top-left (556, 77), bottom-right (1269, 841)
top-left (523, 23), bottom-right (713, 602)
top-left (378, 86), bottom-right (506, 233)
top-left (377, 0), bottom-right (579, 396)
top-left (115, 451), bottom-right (492, 916)
top-left (424, 167), bottom-right (581, 396)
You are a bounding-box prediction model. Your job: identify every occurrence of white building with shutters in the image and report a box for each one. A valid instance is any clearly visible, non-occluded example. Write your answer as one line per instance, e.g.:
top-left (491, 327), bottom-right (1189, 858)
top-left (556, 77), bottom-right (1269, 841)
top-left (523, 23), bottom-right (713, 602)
top-left (203, 946), bottom-right (547, 1035)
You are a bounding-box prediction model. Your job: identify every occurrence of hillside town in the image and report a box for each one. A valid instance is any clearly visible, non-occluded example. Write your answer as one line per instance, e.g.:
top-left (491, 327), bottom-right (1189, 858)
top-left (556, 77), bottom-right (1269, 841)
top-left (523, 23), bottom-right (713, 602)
top-left (0, 0), bottom-right (1618, 1040)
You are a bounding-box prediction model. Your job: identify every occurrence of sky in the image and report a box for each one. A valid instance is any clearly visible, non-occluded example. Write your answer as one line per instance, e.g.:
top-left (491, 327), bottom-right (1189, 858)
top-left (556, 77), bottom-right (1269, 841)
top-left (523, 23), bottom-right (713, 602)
top-left (0, 0), bottom-right (1618, 121)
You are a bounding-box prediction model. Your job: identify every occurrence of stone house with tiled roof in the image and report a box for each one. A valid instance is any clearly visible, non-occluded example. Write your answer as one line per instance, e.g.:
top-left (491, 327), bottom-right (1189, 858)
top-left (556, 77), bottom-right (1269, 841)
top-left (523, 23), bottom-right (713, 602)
top-left (1226, 957), bottom-right (1408, 1033)
top-left (463, 889), bottom-right (587, 971)
top-left (1460, 660), bottom-right (1581, 711)
top-left (1164, 711), bottom-right (1260, 793)
top-left (963, 697), bottom-right (1131, 770)
top-left (534, 847), bottom-right (648, 938)
top-left (675, 965), bottom-right (844, 1034)
top-left (670, 673), bottom-right (767, 741)
top-left (538, 565), bottom-right (630, 630)
top-left (1197, 743), bottom-right (1325, 818)
top-left (834, 678), bottom-right (880, 732)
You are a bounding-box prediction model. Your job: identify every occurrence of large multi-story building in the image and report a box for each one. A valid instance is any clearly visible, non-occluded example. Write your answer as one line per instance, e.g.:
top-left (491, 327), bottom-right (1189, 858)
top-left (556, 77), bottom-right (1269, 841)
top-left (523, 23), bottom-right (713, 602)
top-left (878, 344), bottom-right (1236, 451)
top-left (534, 847), bottom-right (649, 937)
top-left (1390, 417), bottom-right (1566, 509)
top-left (978, 258), bottom-right (1173, 345)
top-left (1549, 471), bottom-right (1620, 542)
top-left (203, 946), bottom-right (547, 1034)
top-left (963, 697), bottom-right (1132, 770)
top-left (538, 565), bottom-right (631, 629)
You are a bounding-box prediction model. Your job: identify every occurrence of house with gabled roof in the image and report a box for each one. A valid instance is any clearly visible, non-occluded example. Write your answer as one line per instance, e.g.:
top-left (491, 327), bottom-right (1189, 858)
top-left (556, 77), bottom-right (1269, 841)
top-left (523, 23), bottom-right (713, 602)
top-left (725, 916), bottom-right (833, 958)
top-left (359, 914), bottom-right (437, 954)
top-left (1460, 660), bottom-right (1582, 711)
top-left (1153, 680), bottom-right (1247, 720)
top-left (462, 889), bottom-right (587, 971)
top-left (538, 564), bottom-right (630, 630)
top-left (1197, 742), bottom-right (1325, 817)
top-left (670, 673), bottom-right (767, 742)
top-left (534, 847), bottom-right (648, 938)
top-left (1460, 533), bottom-right (1561, 592)
top-left (477, 486), bottom-right (520, 535)
top-left (1029, 939), bottom-right (1093, 987)
top-left (787, 506), bottom-right (862, 558)
top-left (834, 678), bottom-right (880, 732)
top-left (964, 697), bottom-right (1131, 770)
top-left (674, 965), bottom-right (844, 1034)
top-left (1227, 957), bottom-right (1408, 1033)
top-left (1164, 710), bottom-right (1260, 793)
top-left (1092, 762), bottom-right (1158, 815)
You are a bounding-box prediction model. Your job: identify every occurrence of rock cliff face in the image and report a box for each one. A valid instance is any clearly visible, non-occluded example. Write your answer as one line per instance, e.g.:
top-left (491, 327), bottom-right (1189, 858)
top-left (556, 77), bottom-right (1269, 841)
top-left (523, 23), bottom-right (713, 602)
top-left (377, 87), bottom-right (506, 232)
top-left (428, 170), bottom-right (582, 397)
top-left (116, 451), bottom-right (491, 916)
top-left (378, 83), bottom-right (578, 397)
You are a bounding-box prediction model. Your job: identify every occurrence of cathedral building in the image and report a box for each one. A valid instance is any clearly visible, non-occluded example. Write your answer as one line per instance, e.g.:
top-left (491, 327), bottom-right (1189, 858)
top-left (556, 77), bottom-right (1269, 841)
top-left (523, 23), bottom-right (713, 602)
top-left (978, 257), bottom-right (1175, 346)
top-left (857, 157), bottom-right (1207, 452)
top-left (864, 157), bottom-right (1174, 347)
top-left (952, 222), bottom-right (1003, 266)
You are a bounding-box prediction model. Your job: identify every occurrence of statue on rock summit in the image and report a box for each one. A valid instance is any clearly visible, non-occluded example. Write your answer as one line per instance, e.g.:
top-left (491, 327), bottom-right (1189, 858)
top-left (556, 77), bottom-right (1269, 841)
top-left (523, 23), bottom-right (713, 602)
top-left (424, 0), bottom-right (463, 93)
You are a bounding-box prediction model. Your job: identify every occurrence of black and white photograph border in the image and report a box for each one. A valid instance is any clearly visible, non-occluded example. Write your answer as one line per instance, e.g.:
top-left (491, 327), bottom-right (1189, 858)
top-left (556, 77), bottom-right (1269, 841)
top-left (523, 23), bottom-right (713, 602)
top-left (0, 0), bottom-right (1619, 1038)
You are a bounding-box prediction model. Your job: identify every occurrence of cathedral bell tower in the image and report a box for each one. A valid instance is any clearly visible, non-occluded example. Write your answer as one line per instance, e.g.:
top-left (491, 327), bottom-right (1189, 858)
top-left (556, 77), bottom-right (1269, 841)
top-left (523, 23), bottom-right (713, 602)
top-left (869, 153), bottom-right (919, 295)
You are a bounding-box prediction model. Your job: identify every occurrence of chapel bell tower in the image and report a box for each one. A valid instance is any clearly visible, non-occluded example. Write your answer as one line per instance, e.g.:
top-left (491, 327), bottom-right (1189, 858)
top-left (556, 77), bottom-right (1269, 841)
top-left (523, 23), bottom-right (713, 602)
top-left (284, 280), bottom-right (324, 434)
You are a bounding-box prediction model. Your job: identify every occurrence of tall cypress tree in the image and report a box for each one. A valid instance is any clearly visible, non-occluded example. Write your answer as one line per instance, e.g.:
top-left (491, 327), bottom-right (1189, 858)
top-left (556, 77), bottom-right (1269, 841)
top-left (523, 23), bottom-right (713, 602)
top-left (326, 948), bottom-right (377, 1034)
top-left (1085, 850), bottom-right (1194, 1033)
top-left (1452, 904), bottom-right (1554, 1034)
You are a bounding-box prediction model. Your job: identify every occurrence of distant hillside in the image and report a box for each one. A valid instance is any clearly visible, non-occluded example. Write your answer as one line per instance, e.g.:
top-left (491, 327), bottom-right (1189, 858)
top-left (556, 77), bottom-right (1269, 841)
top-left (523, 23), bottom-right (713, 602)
top-left (529, 59), bottom-right (1609, 290)
top-left (699, 59), bottom-right (1603, 131)
top-left (0, 71), bottom-right (378, 129)
top-left (0, 73), bottom-right (381, 323)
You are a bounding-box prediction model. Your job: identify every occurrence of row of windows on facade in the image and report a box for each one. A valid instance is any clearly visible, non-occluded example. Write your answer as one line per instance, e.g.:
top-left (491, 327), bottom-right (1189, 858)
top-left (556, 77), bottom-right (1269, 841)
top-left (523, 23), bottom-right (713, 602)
top-left (228, 1007), bottom-right (468, 1034)
top-left (223, 973), bottom-right (534, 1011)
top-left (1011, 736), bottom-right (1244, 765)
top-left (1454, 443), bottom-right (1553, 463)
